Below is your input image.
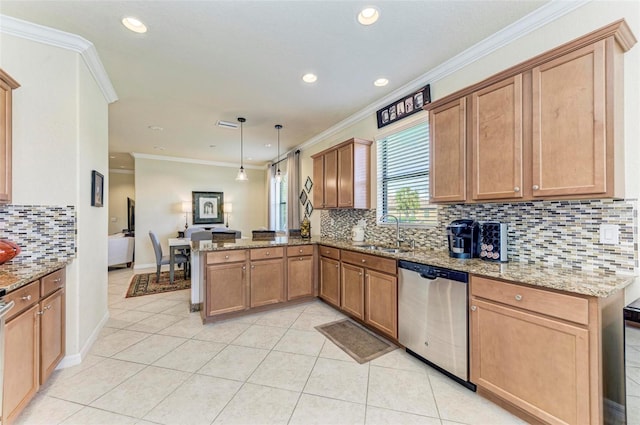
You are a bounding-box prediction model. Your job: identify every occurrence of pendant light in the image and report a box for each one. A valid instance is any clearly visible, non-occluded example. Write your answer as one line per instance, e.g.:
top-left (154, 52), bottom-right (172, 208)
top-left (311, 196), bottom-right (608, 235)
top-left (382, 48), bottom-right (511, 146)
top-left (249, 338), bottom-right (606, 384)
top-left (235, 117), bottom-right (248, 181)
top-left (275, 124), bottom-right (283, 183)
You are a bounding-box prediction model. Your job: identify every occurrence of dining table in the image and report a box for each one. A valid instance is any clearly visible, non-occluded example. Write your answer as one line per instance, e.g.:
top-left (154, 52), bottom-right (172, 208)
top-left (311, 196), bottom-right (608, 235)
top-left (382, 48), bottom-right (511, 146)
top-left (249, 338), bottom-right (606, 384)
top-left (168, 237), bottom-right (191, 283)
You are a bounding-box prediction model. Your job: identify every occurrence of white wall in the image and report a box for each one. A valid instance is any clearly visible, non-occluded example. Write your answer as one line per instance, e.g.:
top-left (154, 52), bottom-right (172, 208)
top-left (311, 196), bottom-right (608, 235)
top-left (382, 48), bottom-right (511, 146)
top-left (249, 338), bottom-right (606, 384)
top-left (134, 157), bottom-right (267, 268)
top-left (108, 170), bottom-right (135, 234)
top-left (0, 33), bottom-right (110, 359)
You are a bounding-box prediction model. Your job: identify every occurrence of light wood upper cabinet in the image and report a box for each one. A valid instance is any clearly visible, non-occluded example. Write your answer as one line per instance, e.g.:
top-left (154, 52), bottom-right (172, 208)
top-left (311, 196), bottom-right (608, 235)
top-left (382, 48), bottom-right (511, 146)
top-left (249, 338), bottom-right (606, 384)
top-left (471, 75), bottom-right (523, 200)
top-left (425, 20), bottom-right (635, 203)
top-left (0, 69), bottom-right (20, 204)
top-left (532, 41), bottom-right (607, 197)
top-left (429, 98), bottom-right (466, 203)
top-left (311, 138), bottom-right (372, 209)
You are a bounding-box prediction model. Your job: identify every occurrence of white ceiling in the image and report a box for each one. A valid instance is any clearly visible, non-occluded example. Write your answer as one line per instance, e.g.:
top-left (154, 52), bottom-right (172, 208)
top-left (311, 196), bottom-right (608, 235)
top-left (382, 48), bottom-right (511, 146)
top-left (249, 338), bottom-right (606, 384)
top-left (1, 0), bottom-right (550, 170)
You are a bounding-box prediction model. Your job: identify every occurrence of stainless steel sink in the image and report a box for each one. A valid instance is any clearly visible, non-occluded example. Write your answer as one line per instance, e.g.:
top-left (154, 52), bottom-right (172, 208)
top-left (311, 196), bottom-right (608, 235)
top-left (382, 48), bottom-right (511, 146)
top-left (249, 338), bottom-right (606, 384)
top-left (355, 245), bottom-right (409, 254)
top-left (376, 247), bottom-right (409, 254)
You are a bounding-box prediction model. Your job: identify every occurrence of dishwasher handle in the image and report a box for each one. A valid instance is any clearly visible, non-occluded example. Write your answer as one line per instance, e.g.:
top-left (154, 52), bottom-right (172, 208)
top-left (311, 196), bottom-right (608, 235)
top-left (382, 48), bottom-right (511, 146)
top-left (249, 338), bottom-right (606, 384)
top-left (420, 272), bottom-right (438, 280)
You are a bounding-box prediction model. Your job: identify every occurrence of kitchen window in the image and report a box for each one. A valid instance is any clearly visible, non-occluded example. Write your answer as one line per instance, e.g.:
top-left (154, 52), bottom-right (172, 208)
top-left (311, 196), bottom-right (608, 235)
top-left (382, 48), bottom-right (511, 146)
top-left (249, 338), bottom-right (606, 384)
top-left (376, 119), bottom-right (436, 226)
top-left (269, 161), bottom-right (288, 232)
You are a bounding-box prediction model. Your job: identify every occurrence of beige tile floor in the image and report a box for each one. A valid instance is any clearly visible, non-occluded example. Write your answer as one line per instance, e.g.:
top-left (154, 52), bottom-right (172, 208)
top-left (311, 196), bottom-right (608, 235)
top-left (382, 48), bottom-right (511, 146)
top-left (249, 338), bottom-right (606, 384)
top-left (15, 267), bottom-right (526, 425)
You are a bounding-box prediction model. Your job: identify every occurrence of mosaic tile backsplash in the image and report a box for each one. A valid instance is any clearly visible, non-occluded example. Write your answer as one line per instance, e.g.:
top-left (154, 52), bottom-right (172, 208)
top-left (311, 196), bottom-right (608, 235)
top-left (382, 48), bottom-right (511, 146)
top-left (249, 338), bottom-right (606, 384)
top-left (0, 205), bottom-right (76, 263)
top-left (320, 199), bottom-right (638, 274)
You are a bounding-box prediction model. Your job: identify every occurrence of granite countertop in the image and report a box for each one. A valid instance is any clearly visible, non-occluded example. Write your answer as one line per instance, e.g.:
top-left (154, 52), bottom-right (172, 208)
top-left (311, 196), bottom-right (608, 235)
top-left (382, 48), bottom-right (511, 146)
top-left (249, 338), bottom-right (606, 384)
top-left (195, 237), bottom-right (635, 298)
top-left (0, 259), bottom-right (70, 295)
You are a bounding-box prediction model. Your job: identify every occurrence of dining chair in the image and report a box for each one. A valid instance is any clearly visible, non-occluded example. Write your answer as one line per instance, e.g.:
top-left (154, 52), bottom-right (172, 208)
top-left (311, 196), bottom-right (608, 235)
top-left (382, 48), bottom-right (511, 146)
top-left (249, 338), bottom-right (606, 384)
top-left (148, 231), bottom-right (189, 282)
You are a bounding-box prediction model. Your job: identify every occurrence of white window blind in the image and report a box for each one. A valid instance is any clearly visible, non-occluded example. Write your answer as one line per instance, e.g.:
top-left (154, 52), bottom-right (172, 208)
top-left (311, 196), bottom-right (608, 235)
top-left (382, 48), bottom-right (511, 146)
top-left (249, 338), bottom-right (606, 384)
top-left (377, 121), bottom-right (437, 226)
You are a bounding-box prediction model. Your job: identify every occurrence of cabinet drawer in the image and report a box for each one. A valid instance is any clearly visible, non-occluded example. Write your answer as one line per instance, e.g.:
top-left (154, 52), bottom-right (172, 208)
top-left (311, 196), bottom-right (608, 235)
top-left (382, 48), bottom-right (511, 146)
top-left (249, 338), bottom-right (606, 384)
top-left (206, 250), bottom-right (246, 264)
top-left (471, 276), bottom-right (589, 325)
top-left (250, 247), bottom-right (284, 260)
top-left (5, 281), bottom-right (39, 321)
top-left (341, 250), bottom-right (396, 275)
top-left (287, 245), bottom-right (314, 257)
top-left (41, 268), bottom-right (65, 297)
top-left (319, 245), bottom-right (340, 260)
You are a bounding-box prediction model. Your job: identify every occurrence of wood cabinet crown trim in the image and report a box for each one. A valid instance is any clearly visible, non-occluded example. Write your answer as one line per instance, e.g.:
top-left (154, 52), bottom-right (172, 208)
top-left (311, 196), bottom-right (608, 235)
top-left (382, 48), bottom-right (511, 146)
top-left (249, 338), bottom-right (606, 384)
top-left (310, 137), bottom-right (372, 159)
top-left (0, 69), bottom-right (20, 89)
top-left (424, 19), bottom-right (635, 112)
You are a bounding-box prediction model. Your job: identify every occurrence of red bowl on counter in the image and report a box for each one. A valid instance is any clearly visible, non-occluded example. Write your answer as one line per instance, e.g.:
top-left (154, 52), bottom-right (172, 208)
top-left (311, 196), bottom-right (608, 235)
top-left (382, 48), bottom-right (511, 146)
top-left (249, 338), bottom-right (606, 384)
top-left (0, 240), bottom-right (20, 264)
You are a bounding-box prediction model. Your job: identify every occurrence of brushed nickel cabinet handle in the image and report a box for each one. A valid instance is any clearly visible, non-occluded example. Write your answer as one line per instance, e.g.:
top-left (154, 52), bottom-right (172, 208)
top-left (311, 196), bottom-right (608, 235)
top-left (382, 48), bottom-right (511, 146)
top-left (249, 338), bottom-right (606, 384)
top-left (242, 266), bottom-right (246, 270)
top-left (266, 251), bottom-right (270, 256)
top-left (515, 294), bottom-right (523, 301)
top-left (299, 257), bottom-right (304, 261)
top-left (21, 295), bottom-right (31, 301)
top-left (361, 259), bottom-right (366, 263)
top-left (471, 306), bottom-right (477, 311)
top-left (532, 185), bottom-right (539, 190)
top-left (53, 278), bottom-right (62, 283)
top-left (514, 187), bottom-right (520, 192)
top-left (225, 255), bottom-right (229, 259)
top-left (299, 249), bottom-right (303, 253)
top-left (251, 265), bottom-right (255, 269)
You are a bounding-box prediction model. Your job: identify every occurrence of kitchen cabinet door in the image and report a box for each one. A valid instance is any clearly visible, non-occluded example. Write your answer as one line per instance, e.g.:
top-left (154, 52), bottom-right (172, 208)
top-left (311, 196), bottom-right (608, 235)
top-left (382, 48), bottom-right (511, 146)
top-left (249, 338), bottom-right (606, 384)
top-left (40, 288), bottom-right (65, 385)
top-left (323, 150), bottom-right (338, 208)
top-left (337, 143), bottom-right (354, 208)
top-left (429, 98), bottom-right (466, 203)
top-left (250, 258), bottom-right (285, 308)
top-left (340, 263), bottom-right (365, 320)
top-left (471, 75), bottom-right (524, 200)
top-left (312, 155), bottom-right (325, 209)
top-left (4, 304), bottom-right (39, 425)
top-left (287, 255), bottom-right (314, 301)
top-left (205, 262), bottom-right (248, 316)
top-left (0, 70), bottom-right (19, 204)
top-left (532, 41), bottom-right (607, 198)
top-left (365, 269), bottom-right (397, 338)
top-left (319, 257), bottom-right (340, 308)
top-left (470, 297), bottom-right (590, 425)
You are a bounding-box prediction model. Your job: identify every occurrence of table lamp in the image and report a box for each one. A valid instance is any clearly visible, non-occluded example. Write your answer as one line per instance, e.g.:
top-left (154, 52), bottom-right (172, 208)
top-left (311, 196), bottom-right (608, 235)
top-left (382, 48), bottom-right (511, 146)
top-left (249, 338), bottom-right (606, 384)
top-left (181, 201), bottom-right (191, 230)
top-left (224, 202), bottom-right (232, 228)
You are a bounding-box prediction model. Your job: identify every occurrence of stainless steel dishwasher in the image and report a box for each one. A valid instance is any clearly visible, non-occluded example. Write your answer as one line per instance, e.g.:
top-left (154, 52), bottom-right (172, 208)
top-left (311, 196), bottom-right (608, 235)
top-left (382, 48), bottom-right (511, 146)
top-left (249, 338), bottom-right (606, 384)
top-left (398, 260), bottom-right (475, 390)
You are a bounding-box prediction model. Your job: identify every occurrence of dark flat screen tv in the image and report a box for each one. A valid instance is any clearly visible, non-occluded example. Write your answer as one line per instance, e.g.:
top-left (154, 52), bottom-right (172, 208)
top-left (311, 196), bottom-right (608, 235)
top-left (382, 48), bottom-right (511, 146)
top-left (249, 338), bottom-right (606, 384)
top-left (127, 197), bottom-right (135, 232)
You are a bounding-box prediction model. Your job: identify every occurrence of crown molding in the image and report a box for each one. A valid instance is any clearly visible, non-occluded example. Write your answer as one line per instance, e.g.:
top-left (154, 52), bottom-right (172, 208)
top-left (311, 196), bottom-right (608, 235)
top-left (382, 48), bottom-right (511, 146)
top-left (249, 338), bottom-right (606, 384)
top-left (131, 152), bottom-right (264, 170)
top-left (298, 0), bottom-right (590, 152)
top-left (0, 14), bottom-right (118, 103)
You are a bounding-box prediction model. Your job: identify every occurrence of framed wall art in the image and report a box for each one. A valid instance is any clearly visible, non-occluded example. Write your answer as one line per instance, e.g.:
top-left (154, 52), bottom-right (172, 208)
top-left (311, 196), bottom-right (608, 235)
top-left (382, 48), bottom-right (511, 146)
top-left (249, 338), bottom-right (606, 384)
top-left (91, 170), bottom-right (104, 207)
top-left (376, 85), bottom-right (431, 129)
top-left (192, 191), bottom-right (224, 224)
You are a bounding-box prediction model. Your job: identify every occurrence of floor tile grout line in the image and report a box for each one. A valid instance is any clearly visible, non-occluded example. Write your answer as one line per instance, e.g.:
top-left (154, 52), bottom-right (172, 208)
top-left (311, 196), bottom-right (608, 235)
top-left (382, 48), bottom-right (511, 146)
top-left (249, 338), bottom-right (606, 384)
top-left (286, 338), bottom-right (325, 424)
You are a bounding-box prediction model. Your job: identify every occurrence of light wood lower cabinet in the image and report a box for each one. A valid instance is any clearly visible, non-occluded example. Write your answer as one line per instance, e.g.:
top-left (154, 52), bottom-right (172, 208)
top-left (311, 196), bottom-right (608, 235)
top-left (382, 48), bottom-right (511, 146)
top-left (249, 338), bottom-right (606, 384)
top-left (204, 261), bottom-right (248, 317)
top-left (3, 304), bottom-right (39, 425)
top-left (319, 256), bottom-right (340, 308)
top-left (340, 263), bottom-right (365, 320)
top-left (470, 275), bottom-right (623, 425)
top-left (287, 246), bottom-right (314, 301)
top-left (3, 268), bottom-right (66, 425)
top-left (250, 258), bottom-right (284, 308)
top-left (365, 269), bottom-right (398, 338)
top-left (339, 250), bottom-right (398, 339)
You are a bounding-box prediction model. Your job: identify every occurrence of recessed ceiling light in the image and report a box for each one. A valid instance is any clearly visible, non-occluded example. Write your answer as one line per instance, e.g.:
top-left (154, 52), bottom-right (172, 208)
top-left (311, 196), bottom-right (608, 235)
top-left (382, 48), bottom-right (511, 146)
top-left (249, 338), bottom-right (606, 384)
top-left (374, 78), bottom-right (389, 87)
top-left (358, 7), bottom-right (379, 25)
top-left (265, 143), bottom-right (272, 148)
top-left (302, 73), bottom-right (318, 83)
top-left (148, 125), bottom-right (163, 131)
top-left (122, 16), bottom-right (147, 34)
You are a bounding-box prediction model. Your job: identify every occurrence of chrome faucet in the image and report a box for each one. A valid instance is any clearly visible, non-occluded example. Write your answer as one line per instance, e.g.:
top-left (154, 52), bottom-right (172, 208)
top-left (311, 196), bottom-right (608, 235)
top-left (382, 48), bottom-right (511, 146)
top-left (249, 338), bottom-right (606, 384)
top-left (380, 214), bottom-right (403, 248)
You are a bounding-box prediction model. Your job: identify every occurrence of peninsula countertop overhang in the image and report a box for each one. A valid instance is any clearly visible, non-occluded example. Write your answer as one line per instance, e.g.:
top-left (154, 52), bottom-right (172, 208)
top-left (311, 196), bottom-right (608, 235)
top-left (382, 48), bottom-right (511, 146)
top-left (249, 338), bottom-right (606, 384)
top-left (193, 237), bottom-right (635, 298)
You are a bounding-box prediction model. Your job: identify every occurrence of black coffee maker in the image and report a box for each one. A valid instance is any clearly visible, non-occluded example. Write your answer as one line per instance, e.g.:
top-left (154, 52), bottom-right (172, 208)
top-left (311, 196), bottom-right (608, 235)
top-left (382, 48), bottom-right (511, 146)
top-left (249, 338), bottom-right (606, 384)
top-left (446, 219), bottom-right (480, 259)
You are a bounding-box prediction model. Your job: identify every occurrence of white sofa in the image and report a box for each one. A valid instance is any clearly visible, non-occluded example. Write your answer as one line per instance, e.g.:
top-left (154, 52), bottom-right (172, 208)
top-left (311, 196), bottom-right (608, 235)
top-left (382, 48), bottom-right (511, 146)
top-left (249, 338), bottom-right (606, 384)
top-left (108, 233), bottom-right (134, 267)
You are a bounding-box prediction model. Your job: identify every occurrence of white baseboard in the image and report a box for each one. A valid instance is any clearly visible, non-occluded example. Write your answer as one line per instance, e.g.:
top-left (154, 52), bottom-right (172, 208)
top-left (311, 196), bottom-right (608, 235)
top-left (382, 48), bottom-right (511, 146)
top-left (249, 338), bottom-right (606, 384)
top-left (56, 309), bottom-right (110, 369)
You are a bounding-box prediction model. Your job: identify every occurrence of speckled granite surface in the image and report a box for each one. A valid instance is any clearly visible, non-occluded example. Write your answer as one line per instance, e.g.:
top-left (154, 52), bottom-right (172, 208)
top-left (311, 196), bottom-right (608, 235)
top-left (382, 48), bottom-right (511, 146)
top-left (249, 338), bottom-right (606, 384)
top-left (195, 237), bottom-right (636, 298)
top-left (0, 259), bottom-right (70, 295)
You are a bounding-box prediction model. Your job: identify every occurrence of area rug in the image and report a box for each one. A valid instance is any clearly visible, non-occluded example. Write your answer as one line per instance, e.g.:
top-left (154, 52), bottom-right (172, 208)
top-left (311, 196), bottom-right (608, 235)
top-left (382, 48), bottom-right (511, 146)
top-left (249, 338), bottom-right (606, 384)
top-left (315, 319), bottom-right (397, 364)
top-left (126, 270), bottom-right (190, 298)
